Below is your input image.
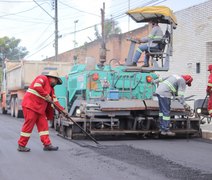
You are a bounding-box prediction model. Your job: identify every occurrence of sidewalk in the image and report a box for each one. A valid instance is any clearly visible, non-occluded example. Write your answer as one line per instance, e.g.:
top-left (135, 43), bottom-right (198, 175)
top-left (201, 123), bottom-right (212, 140)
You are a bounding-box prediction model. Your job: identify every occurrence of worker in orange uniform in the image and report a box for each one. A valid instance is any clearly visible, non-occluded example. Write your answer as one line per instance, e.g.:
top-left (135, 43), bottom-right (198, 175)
top-left (17, 71), bottom-right (67, 152)
top-left (206, 64), bottom-right (212, 117)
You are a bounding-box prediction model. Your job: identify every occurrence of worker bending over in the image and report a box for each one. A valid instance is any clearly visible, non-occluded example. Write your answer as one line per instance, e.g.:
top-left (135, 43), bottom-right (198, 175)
top-left (17, 71), bottom-right (67, 152)
top-left (155, 74), bottom-right (193, 136)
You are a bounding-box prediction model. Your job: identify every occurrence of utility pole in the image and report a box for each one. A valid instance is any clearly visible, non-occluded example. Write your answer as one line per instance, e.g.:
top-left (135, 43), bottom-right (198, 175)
top-left (99, 2), bottom-right (106, 67)
top-left (54, 0), bottom-right (58, 61)
top-left (73, 20), bottom-right (78, 63)
top-left (128, 0), bottom-right (130, 31)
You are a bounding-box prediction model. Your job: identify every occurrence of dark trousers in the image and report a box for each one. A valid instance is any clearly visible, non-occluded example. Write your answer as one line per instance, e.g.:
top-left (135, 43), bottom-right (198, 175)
top-left (156, 94), bottom-right (171, 131)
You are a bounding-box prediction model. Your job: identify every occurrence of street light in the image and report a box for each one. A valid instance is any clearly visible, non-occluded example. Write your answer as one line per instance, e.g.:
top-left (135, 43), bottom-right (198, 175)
top-left (73, 20), bottom-right (79, 63)
top-left (74, 20), bottom-right (79, 48)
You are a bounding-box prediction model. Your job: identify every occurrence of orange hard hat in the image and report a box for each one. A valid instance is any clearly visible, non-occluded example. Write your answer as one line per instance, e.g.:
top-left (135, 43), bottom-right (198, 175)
top-left (181, 75), bottom-right (193, 87)
top-left (208, 64), bottom-right (212, 71)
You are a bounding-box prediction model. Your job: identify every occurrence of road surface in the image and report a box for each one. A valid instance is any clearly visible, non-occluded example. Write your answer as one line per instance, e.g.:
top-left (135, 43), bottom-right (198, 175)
top-left (0, 114), bottom-right (212, 180)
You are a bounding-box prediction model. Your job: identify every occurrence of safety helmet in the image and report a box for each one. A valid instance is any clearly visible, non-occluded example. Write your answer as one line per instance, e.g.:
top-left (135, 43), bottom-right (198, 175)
top-left (208, 64), bottom-right (212, 71)
top-left (45, 71), bottom-right (62, 85)
top-left (181, 75), bottom-right (193, 87)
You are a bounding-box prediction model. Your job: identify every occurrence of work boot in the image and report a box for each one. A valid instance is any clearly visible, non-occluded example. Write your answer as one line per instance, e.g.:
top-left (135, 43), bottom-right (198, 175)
top-left (141, 64), bottom-right (149, 67)
top-left (43, 144), bottom-right (59, 151)
top-left (166, 131), bottom-right (176, 136)
top-left (127, 62), bottom-right (137, 66)
top-left (160, 131), bottom-right (167, 135)
top-left (17, 145), bottom-right (31, 152)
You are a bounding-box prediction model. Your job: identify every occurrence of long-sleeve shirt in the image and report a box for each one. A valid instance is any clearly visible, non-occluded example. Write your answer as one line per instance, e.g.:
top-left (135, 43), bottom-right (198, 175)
top-left (207, 73), bottom-right (212, 94)
top-left (141, 25), bottom-right (163, 47)
top-left (22, 75), bottom-right (64, 120)
top-left (155, 74), bottom-right (187, 105)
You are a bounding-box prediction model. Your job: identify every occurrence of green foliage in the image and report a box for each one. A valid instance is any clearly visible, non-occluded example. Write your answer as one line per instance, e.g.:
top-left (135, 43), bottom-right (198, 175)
top-left (0, 36), bottom-right (28, 60)
top-left (94, 19), bottom-right (122, 40)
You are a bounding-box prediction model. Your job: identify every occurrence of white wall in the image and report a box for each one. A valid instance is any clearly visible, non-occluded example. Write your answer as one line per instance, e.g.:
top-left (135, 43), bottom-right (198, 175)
top-left (160, 0), bottom-right (212, 104)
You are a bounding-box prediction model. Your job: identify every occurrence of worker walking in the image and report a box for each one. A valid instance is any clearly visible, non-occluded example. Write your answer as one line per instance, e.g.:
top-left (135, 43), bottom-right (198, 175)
top-left (17, 71), bottom-right (66, 152)
top-left (155, 74), bottom-right (193, 136)
top-left (206, 65), bottom-right (212, 117)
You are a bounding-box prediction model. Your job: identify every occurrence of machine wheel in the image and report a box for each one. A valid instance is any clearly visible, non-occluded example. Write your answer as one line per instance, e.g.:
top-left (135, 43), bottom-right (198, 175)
top-left (65, 126), bottom-right (73, 138)
top-left (54, 119), bottom-right (59, 131)
top-left (14, 98), bottom-right (23, 118)
top-left (10, 97), bottom-right (15, 117)
top-left (135, 117), bottom-right (151, 130)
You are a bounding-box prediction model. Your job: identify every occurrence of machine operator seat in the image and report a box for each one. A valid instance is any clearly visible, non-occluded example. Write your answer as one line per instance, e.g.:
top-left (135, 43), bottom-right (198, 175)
top-left (147, 30), bottom-right (170, 60)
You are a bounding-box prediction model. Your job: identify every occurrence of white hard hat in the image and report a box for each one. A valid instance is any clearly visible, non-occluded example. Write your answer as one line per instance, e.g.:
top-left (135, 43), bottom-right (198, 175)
top-left (46, 71), bottom-right (62, 85)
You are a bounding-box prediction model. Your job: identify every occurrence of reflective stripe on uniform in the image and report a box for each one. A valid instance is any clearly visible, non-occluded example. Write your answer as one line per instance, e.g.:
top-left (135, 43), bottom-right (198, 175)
top-left (209, 109), bottom-right (212, 114)
top-left (208, 83), bottom-right (212, 87)
top-left (137, 48), bottom-right (142, 53)
top-left (159, 112), bottom-right (163, 117)
top-left (163, 115), bottom-right (170, 121)
top-left (38, 78), bottom-right (44, 83)
top-left (39, 131), bottom-right (49, 136)
top-left (21, 132), bottom-right (31, 137)
top-left (34, 83), bottom-right (42, 87)
top-left (27, 88), bottom-right (46, 100)
top-left (163, 80), bottom-right (176, 93)
top-left (148, 35), bottom-right (162, 39)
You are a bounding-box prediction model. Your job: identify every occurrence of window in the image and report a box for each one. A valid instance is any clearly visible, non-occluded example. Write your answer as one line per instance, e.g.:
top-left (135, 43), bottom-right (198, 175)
top-left (196, 63), bottom-right (200, 73)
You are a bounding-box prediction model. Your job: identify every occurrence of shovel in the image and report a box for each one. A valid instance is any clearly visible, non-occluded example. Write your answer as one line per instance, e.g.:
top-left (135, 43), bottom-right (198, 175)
top-left (51, 101), bottom-right (100, 146)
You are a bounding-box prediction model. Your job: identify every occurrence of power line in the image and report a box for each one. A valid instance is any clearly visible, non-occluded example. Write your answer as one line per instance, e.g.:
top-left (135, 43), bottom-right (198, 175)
top-left (25, 39), bottom-right (54, 59)
top-left (59, 1), bottom-right (100, 18)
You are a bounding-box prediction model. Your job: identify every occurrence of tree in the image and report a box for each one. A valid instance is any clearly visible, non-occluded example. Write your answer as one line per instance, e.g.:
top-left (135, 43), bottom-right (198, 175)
top-left (94, 19), bottom-right (122, 40)
top-left (0, 36), bottom-right (28, 61)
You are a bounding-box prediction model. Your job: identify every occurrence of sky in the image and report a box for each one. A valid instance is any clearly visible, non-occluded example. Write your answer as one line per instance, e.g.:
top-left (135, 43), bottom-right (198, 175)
top-left (0, 0), bottom-right (208, 60)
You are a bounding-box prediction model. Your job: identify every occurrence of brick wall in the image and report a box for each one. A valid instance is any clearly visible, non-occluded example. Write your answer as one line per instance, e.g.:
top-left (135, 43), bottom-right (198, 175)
top-left (46, 25), bottom-right (149, 65)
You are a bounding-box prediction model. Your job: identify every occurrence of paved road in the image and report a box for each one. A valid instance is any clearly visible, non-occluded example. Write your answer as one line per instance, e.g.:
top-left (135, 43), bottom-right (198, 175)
top-left (0, 114), bottom-right (212, 180)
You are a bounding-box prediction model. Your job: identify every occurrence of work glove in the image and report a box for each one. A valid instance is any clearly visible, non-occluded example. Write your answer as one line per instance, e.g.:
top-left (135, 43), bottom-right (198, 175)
top-left (184, 104), bottom-right (191, 111)
top-left (62, 110), bottom-right (69, 117)
top-left (207, 91), bottom-right (210, 96)
top-left (45, 95), bottom-right (52, 103)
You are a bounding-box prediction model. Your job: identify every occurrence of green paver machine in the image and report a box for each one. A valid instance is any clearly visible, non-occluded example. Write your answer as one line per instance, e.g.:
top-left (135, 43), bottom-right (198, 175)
top-left (53, 6), bottom-right (200, 139)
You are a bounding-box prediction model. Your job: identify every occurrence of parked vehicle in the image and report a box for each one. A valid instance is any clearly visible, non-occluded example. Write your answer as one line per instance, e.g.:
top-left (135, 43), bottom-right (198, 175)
top-left (0, 60), bottom-right (71, 118)
top-left (53, 6), bottom-right (201, 139)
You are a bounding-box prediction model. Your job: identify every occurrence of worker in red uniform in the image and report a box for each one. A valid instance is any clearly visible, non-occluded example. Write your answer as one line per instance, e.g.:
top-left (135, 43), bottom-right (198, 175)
top-left (17, 71), bottom-right (66, 152)
top-left (206, 64), bottom-right (212, 117)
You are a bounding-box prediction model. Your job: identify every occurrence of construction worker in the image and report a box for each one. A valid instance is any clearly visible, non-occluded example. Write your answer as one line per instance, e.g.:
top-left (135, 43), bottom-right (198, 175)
top-left (17, 71), bottom-right (67, 152)
top-left (155, 74), bottom-right (193, 136)
top-left (128, 19), bottom-right (163, 67)
top-left (206, 64), bottom-right (212, 116)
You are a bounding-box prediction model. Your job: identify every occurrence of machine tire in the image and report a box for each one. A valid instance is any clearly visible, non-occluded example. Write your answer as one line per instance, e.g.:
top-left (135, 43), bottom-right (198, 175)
top-left (14, 98), bottom-right (23, 118)
top-left (65, 126), bottom-right (73, 138)
top-left (10, 97), bottom-right (15, 117)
